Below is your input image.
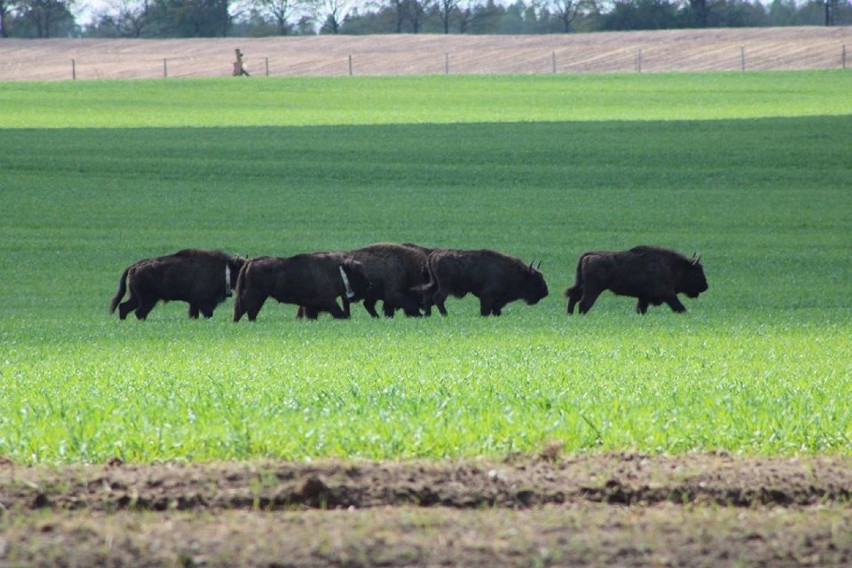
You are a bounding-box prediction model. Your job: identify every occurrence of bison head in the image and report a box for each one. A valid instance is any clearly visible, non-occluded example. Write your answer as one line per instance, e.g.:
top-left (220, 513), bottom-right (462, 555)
top-left (680, 255), bottom-right (708, 298)
top-left (522, 261), bottom-right (549, 305)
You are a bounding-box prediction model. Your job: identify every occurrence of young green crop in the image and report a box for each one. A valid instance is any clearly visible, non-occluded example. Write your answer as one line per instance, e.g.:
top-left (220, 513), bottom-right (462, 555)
top-left (1, 71), bottom-right (850, 128)
top-left (0, 73), bottom-right (849, 464)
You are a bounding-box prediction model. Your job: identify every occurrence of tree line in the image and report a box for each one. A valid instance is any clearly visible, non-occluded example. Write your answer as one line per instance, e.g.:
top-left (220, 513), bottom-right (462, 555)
top-left (1, 0), bottom-right (849, 39)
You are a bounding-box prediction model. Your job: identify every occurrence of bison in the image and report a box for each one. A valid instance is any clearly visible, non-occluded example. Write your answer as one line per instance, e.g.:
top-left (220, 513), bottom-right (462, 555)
top-left (564, 245), bottom-right (708, 315)
top-left (109, 248), bottom-right (246, 320)
top-left (345, 242), bottom-right (432, 318)
top-left (233, 252), bottom-right (371, 322)
top-left (415, 248), bottom-right (549, 316)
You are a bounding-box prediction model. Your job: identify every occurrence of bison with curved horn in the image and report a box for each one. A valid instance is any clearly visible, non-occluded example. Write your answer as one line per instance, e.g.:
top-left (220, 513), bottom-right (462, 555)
top-left (233, 252), bottom-right (371, 322)
top-left (109, 248), bottom-right (246, 320)
top-left (414, 248), bottom-right (549, 316)
top-left (564, 245), bottom-right (708, 315)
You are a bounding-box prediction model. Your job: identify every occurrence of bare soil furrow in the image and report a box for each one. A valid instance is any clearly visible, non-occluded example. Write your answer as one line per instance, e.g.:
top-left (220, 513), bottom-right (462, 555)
top-left (2, 454), bottom-right (848, 514)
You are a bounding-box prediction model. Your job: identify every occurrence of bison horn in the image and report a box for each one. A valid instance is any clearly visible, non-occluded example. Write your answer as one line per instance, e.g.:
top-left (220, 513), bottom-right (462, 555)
top-left (692, 253), bottom-right (702, 265)
top-left (536, 260), bottom-right (542, 270)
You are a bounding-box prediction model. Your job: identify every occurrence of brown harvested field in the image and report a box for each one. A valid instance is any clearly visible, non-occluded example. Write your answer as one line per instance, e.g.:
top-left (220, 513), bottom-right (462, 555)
top-left (1, 27), bottom-right (851, 81)
top-left (1, 453), bottom-right (850, 566)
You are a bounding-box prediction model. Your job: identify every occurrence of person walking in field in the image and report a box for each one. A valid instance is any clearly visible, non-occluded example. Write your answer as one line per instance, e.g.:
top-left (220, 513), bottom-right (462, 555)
top-left (233, 49), bottom-right (250, 76)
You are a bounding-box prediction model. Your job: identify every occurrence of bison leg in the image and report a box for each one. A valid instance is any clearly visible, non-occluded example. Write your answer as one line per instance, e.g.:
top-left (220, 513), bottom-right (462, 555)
top-left (199, 303), bottom-right (215, 319)
top-left (324, 301), bottom-right (349, 319)
top-left (565, 285), bottom-right (582, 315)
top-left (479, 298), bottom-right (498, 317)
top-left (388, 293), bottom-right (423, 318)
top-left (362, 298), bottom-right (381, 318)
top-left (235, 296), bottom-right (265, 322)
top-left (411, 285), bottom-right (436, 316)
top-left (134, 297), bottom-right (158, 320)
top-left (188, 304), bottom-right (200, 319)
top-left (636, 299), bottom-right (649, 315)
top-left (432, 290), bottom-right (449, 316)
top-left (118, 298), bottom-right (139, 320)
top-left (401, 293), bottom-right (424, 317)
top-left (419, 294), bottom-right (433, 316)
top-left (301, 306), bottom-right (320, 320)
top-left (577, 288), bottom-right (602, 315)
top-left (665, 296), bottom-right (687, 313)
top-left (246, 300), bottom-right (266, 321)
top-left (233, 298), bottom-right (246, 322)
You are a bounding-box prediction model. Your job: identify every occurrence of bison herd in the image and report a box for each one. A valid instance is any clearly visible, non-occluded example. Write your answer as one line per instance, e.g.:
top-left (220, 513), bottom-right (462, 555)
top-left (110, 243), bottom-right (708, 321)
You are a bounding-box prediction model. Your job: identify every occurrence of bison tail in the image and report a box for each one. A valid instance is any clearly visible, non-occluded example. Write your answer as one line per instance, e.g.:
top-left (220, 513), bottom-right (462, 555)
top-left (109, 267), bottom-right (130, 314)
top-left (569, 253), bottom-right (589, 288)
top-left (409, 265), bottom-right (437, 295)
top-left (232, 262), bottom-right (250, 322)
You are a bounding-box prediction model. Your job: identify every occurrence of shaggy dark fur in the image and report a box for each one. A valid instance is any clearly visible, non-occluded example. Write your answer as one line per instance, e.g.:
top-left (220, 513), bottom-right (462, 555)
top-left (345, 243), bottom-right (433, 318)
top-left (564, 245), bottom-right (708, 315)
top-left (415, 248), bottom-right (549, 316)
top-left (109, 249), bottom-right (245, 320)
top-left (233, 253), bottom-right (371, 322)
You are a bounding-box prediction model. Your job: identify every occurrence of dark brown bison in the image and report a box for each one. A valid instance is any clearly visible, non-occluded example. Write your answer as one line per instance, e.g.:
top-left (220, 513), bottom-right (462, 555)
top-left (345, 242), bottom-right (432, 318)
top-left (564, 245), bottom-right (708, 315)
top-left (233, 252), bottom-right (371, 322)
top-left (415, 249), bottom-right (549, 316)
top-left (109, 249), bottom-right (246, 320)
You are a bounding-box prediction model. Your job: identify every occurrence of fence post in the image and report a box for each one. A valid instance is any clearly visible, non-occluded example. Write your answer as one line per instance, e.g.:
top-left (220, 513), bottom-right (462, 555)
top-left (71, 58), bottom-right (76, 80)
top-left (348, 55), bottom-right (353, 76)
top-left (163, 58), bottom-right (168, 78)
top-left (636, 49), bottom-right (642, 73)
top-left (552, 51), bottom-right (556, 73)
top-left (445, 53), bottom-right (449, 75)
top-left (843, 45), bottom-right (847, 70)
top-left (265, 57), bottom-right (269, 77)
top-left (741, 47), bottom-right (745, 72)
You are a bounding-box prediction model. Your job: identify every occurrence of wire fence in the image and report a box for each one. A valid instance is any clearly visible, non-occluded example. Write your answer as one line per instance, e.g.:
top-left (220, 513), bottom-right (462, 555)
top-left (1, 32), bottom-right (849, 81)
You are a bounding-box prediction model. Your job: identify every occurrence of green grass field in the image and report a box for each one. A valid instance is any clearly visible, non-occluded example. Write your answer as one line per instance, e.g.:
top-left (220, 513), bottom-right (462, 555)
top-left (0, 72), bottom-right (849, 464)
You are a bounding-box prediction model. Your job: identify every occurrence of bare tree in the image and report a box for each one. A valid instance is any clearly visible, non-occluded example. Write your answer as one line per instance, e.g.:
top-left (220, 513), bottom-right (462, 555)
top-left (316, 0), bottom-right (357, 32)
top-left (406, 0), bottom-right (432, 31)
top-left (823, 0), bottom-right (838, 25)
top-left (541, 0), bottom-right (585, 31)
top-left (688, 0), bottom-right (708, 26)
top-left (90, 0), bottom-right (152, 37)
top-left (388, 0), bottom-right (404, 30)
top-left (19, 0), bottom-right (75, 37)
top-left (455, 0), bottom-right (478, 31)
top-left (253, 0), bottom-right (302, 33)
top-left (0, 0), bottom-right (12, 36)
top-left (434, 0), bottom-right (480, 32)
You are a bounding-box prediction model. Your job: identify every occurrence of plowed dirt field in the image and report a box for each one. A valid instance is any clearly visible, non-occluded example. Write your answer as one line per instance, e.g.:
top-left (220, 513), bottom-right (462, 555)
top-left (1, 27), bottom-right (851, 81)
top-left (2, 453), bottom-right (849, 566)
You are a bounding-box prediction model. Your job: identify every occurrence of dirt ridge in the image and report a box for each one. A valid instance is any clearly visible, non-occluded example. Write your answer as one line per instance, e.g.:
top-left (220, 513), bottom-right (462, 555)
top-left (4, 453), bottom-right (849, 514)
